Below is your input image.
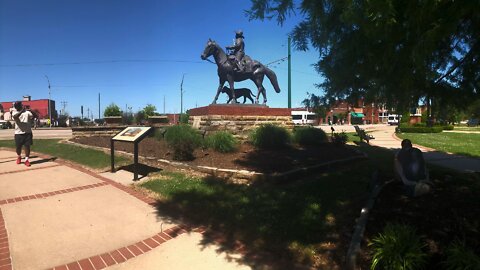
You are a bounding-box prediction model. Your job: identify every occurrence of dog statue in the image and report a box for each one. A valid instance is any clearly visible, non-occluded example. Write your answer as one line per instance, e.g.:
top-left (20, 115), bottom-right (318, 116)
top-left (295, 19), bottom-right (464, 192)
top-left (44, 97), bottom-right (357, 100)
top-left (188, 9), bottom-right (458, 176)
top-left (221, 86), bottom-right (256, 104)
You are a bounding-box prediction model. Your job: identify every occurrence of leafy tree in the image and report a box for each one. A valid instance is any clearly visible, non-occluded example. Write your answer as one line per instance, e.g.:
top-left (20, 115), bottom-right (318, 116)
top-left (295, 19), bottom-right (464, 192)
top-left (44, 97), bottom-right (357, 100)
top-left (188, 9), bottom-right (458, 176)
top-left (466, 99), bottom-right (480, 119)
top-left (248, 0), bottom-right (480, 116)
top-left (143, 104), bottom-right (158, 117)
top-left (135, 110), bottom-right (146, 124)
top-left (104, 103), bottom-right (122, 117)
top-left (301, 92), bottom-right (328, 119)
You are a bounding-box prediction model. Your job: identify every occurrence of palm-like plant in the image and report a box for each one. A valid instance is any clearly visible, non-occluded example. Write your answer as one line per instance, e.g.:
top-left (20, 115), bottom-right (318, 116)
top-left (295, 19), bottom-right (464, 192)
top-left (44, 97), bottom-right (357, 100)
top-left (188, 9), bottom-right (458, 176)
top-left (369, 223), bottom-right (427, 270)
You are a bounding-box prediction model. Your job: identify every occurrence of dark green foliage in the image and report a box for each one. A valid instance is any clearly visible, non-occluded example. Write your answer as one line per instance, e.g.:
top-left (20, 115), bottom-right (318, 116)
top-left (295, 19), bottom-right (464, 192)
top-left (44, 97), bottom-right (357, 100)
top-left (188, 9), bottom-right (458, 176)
top-left (443, 125), bottom-right (454, 131)
top-left (293, 127), bottom-right (327, 146)
top-left (443, 240), bottom-right (480, 270)
top-left (103, 103), bottom-right (122, 117)
top-left (399, 126), bottom-right (443, 133)
top-left (248, 0), bottom-right (480, 115)
top-left (331, 131), bottom-right (348, 146)
top-left (205, 131), bottom-right (238, 153)
top-left (179, 113), bottom-right (190, 124)
top-left (369, 223), bottom-right (427, 270)
top-left (143, 104), bottom-right (157, 117)
top-left (164, 125), bottom-right (202, 160)
top-left (249, 124), bottom-right (291, 149)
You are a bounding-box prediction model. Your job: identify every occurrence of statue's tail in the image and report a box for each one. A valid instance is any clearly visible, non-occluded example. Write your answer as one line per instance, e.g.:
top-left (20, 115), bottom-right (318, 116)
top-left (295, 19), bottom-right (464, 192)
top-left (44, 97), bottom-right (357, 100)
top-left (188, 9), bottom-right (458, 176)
top-left (264, 66), bottom-right (281, 93)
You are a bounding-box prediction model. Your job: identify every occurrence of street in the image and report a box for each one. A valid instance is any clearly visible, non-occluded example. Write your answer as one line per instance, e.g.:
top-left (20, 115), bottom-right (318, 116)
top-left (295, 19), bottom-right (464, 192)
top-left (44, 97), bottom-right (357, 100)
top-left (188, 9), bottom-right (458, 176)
top-left (0, 128), bottom-right (72, 140)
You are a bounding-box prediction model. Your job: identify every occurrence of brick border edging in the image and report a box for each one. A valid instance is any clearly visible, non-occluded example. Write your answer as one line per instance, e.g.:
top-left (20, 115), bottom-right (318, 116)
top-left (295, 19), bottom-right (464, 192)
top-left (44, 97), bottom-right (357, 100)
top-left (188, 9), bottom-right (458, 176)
top-left (0, 182), bottom-right (108, 206)
top-left (0, 149), bottom-right (181, 269)
top-left (0, 208), bottom-right (12, 270)
top-left (49, 225), bottom-right (202, 270)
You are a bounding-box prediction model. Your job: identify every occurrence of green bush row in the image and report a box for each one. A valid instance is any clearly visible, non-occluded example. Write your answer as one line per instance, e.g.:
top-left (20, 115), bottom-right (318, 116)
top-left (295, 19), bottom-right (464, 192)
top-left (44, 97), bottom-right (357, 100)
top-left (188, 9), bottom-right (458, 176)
top-left (399, 126), bottom-right (444, 133)
top-left (159, 124), bottom-right (335, 160)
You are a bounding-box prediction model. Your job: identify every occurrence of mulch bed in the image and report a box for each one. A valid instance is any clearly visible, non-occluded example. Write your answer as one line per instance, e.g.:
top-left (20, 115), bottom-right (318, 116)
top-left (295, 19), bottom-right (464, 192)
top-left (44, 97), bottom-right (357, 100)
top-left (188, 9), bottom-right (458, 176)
top-left (358, 173), bottom-right (480, 269)
top-left (71, 136), bottom-right (361, 174)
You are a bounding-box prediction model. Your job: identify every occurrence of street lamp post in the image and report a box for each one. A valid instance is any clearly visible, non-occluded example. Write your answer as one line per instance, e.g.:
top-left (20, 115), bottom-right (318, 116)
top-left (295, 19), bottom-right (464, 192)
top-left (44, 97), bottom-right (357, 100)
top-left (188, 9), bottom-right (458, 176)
top-left (44, 75), bottom-right (52, 127)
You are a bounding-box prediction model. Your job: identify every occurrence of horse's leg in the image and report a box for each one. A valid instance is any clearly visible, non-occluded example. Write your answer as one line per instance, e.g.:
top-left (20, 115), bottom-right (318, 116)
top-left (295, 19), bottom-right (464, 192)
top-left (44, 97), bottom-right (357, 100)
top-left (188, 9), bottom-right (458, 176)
top-left (253, 74), bottom-right (265, 104)
top-left (227, 78), bottom-right (237, 104)
top-left (212, 79), bottom-right (225, 104)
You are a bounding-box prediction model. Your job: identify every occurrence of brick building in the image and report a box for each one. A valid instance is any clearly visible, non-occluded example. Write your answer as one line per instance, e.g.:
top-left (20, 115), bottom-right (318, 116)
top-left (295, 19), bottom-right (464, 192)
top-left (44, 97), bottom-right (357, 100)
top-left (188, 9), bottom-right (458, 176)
top-left (1, 96), bottom-right (57, 121)
top-left (324, 99), bottom-right (390, 125)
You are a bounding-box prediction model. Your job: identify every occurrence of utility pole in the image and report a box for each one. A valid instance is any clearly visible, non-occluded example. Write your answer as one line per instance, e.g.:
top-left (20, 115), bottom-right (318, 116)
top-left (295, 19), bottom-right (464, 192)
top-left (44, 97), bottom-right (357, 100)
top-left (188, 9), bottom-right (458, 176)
top-left (163, 95), bottom-right (166, 114)
top-left (60, 101), bottom-right (67, 116)
top-left (288, 37), bottom-right (292, 109)
top-left (98, 93), bottom-right (101, 119)
top-left (44, 75), bottom-right (52, 125)
top-left (180, 74), bottom-right (185, 114)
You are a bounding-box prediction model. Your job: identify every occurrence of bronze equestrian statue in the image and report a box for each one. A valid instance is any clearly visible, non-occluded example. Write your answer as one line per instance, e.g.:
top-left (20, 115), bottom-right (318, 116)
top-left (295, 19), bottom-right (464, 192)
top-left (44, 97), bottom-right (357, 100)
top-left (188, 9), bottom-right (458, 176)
top-left (200, 33), bottom-right (281, 104)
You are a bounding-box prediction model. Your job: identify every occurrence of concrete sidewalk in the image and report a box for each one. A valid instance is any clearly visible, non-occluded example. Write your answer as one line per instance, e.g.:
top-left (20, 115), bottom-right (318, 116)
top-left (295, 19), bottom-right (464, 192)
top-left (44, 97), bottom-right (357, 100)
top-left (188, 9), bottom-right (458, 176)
top-left (367, 126), bottom-right (480, 173)
top-left (0, 149), bottom-right (250, 270)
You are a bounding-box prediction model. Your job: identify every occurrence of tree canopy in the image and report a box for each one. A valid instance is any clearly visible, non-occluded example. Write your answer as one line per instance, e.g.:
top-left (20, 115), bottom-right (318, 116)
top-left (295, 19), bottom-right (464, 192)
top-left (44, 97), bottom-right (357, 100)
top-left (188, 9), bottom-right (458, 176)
top-left (247, 0), bottom-right (479, 113)
top-left (103, 103), bottom-right (122, 117)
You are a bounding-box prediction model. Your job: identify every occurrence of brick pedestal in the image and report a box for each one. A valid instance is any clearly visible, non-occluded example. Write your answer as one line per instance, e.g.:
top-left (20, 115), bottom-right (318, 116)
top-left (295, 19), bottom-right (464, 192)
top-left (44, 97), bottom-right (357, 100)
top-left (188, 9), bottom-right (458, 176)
top-left (188, 104), bottom-right (293, 136)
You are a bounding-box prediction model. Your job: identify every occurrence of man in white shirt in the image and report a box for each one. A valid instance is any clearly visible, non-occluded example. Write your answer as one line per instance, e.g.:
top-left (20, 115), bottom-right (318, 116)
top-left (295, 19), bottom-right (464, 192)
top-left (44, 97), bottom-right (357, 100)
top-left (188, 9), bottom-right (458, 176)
top-left (12, 101), bottom-right (34, 167)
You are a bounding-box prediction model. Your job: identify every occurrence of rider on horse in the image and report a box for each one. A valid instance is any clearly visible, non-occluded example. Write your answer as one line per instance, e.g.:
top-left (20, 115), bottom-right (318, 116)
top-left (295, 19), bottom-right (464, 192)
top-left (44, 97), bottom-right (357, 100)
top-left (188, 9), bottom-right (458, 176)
top-left (226, 30), bottom-right (245, 72)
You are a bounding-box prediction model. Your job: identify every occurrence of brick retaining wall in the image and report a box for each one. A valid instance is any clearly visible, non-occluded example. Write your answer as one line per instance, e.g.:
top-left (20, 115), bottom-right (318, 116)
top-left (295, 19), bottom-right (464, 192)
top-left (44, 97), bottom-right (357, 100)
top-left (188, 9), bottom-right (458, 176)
top-left (189, 105), bottom-right (293, 136)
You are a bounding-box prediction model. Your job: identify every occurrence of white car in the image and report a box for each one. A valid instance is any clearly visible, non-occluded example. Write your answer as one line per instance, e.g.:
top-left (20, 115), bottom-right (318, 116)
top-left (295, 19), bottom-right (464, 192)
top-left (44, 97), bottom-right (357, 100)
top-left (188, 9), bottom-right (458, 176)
top-left (387, 114), bottom-right (401, 125)
top-left (292, 111), bottom-right (316, 125)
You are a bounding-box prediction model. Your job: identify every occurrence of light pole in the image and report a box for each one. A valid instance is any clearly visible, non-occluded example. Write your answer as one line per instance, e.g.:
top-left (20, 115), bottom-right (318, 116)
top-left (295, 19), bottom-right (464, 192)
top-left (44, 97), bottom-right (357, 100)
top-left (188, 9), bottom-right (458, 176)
top-left (288, 37), bottom-right (291, 109)
top-left (180, 74), bottom-right (186, 114)
top-left (44, 75), bottom-right (52, 126)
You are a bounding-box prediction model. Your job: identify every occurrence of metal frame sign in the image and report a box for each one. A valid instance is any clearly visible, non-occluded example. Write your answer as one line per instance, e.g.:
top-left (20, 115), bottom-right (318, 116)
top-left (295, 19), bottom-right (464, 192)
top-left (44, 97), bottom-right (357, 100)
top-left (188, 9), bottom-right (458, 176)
top-left (112, 126), bottom-right (151, 142)
top-left (111, 126), bottom-right (152, 180)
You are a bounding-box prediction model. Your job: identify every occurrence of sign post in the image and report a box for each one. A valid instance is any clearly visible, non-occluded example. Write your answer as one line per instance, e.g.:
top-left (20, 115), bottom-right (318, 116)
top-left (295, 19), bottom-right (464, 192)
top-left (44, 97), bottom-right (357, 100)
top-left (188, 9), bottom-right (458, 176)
top-left (110, 126), bottom-right (152, 181)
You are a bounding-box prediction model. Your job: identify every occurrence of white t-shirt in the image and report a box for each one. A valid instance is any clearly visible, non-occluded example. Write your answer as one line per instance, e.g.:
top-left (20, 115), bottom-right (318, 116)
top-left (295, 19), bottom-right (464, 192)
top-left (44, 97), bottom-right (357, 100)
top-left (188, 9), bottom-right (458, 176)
top-left (12, 109), bottom-right (33, 134)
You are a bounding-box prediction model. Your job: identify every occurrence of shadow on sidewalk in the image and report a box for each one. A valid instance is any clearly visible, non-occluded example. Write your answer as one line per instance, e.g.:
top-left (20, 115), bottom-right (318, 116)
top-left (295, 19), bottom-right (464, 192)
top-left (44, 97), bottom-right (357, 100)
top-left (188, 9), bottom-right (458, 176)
top-left (118, 163), bottom-right (162, 180)
top-left (30, 156), bottom-right (57, 165)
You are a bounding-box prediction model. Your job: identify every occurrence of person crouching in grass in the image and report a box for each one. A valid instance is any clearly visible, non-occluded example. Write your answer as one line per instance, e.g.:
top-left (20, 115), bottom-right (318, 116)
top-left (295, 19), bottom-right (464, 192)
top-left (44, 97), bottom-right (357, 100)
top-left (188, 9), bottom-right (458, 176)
top-left (12, 101), bottom-right (34, 167)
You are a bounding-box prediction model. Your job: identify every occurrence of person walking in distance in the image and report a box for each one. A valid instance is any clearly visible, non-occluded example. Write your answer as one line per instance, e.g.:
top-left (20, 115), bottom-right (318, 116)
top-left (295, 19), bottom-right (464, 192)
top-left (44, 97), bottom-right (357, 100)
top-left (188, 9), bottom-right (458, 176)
top-left (12, 101), bottom-right (34, 166)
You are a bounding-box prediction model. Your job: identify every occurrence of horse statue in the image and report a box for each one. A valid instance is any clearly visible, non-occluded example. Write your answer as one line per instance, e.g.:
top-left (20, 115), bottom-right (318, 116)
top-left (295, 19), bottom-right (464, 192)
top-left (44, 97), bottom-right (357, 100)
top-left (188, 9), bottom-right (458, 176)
top-left (201, 39), bottom-right (281, 104)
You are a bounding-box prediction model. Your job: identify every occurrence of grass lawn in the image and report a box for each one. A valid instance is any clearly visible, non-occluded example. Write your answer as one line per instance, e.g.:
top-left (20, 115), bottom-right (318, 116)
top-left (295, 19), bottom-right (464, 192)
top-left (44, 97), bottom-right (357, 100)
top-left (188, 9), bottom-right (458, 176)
top-left (397, 132), bottom-right (480, 157)
top-left (0, 139), bottom-right (127, 169)
top-left (140, 143), bottom-right (397, 268)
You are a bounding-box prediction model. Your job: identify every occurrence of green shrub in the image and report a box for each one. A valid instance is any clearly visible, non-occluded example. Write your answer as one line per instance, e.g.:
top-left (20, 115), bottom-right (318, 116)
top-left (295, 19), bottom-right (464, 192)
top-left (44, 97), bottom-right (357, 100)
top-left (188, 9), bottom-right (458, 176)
top-left (249, 124), bottom-right (291, 149)
top-left (179, 112), bottom-right (190, 124)
top-left (293, 127), bottom-right (327, 147)
top-left (443, 239), bottom-right (480, 270)
top-left (164, 125), bottom-right (202, 160)
top-left (399, 125), bottom-right (443, 133)
top-left (331, 131), bottom-right (348, 146)
top-left (369, 223), bottom-right (427, 270)
top-left (443, 125), bottom-right (454, 131)
top-left (104, 103), bottom-right (122, 117)
top-left (205, 131), bottom-right (238, 153)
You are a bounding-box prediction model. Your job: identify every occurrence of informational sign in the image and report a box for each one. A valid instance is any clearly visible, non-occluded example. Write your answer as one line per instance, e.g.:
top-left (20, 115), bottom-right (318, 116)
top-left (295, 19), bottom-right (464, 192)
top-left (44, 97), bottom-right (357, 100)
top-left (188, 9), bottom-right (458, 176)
top-left (112, 126), bottom-right (151, 142)
top-left (111, 126), bottom-right (152, 180)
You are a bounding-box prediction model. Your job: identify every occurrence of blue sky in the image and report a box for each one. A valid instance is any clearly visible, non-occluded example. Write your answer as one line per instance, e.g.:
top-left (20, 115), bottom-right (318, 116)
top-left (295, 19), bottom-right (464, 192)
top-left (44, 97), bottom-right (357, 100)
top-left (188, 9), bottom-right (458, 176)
top-left (0, 0), bottom-right (323, 118)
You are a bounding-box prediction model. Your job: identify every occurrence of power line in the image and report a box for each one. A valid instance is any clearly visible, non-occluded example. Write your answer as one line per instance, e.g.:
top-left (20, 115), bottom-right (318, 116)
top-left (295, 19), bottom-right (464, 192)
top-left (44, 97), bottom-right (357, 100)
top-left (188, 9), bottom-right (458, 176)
top-left (0, 59), bottom-right (210, 67)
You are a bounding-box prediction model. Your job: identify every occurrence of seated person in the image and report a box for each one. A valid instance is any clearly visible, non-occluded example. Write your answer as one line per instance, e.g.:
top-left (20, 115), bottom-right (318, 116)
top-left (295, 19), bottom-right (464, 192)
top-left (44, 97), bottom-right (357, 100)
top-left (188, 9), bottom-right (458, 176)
top-left (394, 139), bottom-right (431, 197)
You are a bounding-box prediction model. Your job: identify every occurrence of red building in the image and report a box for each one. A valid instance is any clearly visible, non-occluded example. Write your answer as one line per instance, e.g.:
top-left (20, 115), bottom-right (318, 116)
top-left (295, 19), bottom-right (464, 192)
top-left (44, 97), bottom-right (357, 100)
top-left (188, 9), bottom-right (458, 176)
top-left (1, 96), bottom-right (56, 120)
